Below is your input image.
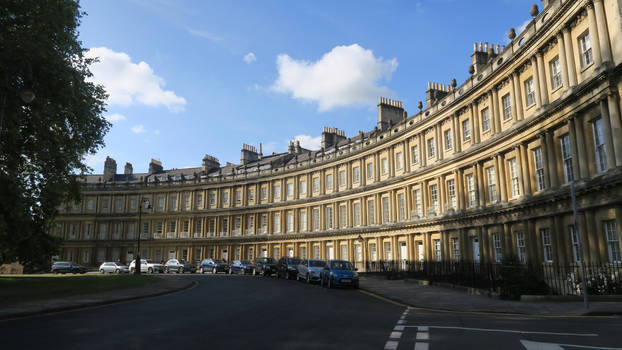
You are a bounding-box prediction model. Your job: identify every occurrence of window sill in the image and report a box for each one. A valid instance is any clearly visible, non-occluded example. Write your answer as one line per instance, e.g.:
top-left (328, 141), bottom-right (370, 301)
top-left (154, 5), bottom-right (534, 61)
top-left (550, 84), bottom-right (563, 94)
top-left (580, 61), bottom-right (594, 73)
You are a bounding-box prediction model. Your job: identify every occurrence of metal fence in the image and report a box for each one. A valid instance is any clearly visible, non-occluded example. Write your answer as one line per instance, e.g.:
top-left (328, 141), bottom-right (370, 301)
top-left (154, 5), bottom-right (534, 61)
top-left (364, 260), bottom-right (622, 296)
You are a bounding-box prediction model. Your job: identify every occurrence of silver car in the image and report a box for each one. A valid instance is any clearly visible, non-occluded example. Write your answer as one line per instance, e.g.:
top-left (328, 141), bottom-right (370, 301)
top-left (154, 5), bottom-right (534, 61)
top-left (297, 259), bottom-right (327, 283)
top-left (98, 261), bottom-right (129, 274)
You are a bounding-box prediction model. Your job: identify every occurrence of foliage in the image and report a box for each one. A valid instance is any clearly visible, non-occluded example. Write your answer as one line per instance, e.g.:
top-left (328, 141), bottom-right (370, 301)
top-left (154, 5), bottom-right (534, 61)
top-left (498, 256), bottom-right (549, 300)
top-left (0, 1), bottom-right (109, 271)
top-left (568, 269), bottom-right (622, 295)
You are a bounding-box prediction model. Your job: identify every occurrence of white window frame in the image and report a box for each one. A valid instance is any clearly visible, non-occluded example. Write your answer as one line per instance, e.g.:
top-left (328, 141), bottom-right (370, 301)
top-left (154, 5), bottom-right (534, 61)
top-left (462, 119), bottom-right (471, 142)
top-left (533, 147), bottom-right (545, 191)
top-left (541, 228), bottom-right (553, 263)
top-left (593, 118), bottom-right (607, 173)
top-left (560, 134), bottom-right (573, 183)
top-left (525, 78), bottom-right (535, 107)
top-left (486, 166), bottom-right (497, 203)
top-left (502, 94), bottom-right (512, 121)
top-left (550, 57), bottom-right (562, 90)
top-left (579, 31), bottom-right (593, 68)
top-left (481, 107), bottom-right (490, 133)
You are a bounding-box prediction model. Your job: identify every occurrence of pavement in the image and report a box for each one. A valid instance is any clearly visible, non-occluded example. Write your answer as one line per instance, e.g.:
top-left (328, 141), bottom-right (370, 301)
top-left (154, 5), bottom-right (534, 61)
top-left (359, 275), bottom-right (622, 316)
top-left (0, 275), bottom-right (194, 320)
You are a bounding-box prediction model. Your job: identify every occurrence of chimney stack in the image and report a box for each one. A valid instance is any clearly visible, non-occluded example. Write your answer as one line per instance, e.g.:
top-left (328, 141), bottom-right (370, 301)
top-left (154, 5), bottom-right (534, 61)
top-left (103, 156), bottom-right (117, 182)
top-left (124, 162), bottom-right (133, 175)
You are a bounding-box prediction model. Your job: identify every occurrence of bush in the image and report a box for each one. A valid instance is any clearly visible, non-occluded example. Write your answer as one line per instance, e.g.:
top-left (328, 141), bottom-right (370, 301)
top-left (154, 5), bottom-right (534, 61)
top-left (498, 256), bottom-right (549, 300)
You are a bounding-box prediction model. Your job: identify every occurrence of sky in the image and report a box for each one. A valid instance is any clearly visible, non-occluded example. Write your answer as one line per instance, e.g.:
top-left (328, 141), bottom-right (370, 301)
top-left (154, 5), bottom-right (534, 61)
top-left (79, 0), bottom-right (536, 174)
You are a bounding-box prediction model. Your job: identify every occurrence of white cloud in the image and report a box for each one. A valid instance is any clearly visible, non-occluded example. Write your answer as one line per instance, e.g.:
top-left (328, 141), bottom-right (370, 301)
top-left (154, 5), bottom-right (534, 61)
top-left (83, 153), bottom-right (106, 171)
top-left (153, 129), bottom-right (160, 135)
top-left (105, 113), bottom-right (126, 122)
top-left (86, 47), bottom-right (187, 113)
top-left (292, 134), bottom-right (322, 150)
top-left (243, 52), bottom-right (257, 64)
top-left (272, 44), bottom-right (398, 111)
top-left (187, 28), bottom-right (223, 42)
top-left (131, 124), bottom-right (146, 134)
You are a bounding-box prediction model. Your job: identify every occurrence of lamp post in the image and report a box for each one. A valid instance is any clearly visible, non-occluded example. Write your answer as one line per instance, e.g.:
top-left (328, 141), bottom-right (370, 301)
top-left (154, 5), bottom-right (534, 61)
top-left (135, 198), bottom-right (151, 276)
top-left (570, 182), bottom-right (589, 309)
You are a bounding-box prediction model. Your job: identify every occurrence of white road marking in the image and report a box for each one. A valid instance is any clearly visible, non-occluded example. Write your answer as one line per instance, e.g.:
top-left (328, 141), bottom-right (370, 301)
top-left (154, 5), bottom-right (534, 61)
top-left (390, 331), bottom-right (402, 339)
top-left (416, 332), bottom-right (429, 340)
top-left (397, 319), bottom-right (406, 324)
top-left (384, 340), bottom-right (399, 350)
top-left (418, 326), bottom-right (429, 332)
top-left (520, 340), bottom-right (622, 350)
top-left (405, 325), bottom-right (597, 337)
top-left (414, 343), bottom-right (429, 350)
top-left (400, 315), bottom-right (406, 320)
top-left (394, 325), bottom-right (405, 331)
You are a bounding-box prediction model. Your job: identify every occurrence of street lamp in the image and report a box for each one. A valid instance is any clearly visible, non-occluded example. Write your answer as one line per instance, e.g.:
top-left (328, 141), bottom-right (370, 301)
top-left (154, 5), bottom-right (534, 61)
top-left (135, 198), bottom-right (151, 276)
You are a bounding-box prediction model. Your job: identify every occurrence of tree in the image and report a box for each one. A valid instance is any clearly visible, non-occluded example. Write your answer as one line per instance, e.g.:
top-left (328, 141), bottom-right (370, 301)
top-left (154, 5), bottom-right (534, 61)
top-left (0, 0), bottom-right (109, 271)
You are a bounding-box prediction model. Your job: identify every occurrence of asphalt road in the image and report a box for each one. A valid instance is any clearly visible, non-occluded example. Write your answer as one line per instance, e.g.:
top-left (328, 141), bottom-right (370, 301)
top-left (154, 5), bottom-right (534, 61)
top-left (1, 274), bottom-right (621, 350)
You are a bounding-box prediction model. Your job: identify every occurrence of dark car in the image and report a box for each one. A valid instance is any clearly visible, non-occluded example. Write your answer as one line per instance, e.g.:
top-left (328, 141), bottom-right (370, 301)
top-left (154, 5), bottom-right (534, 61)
top-left (228, 260), bottom-right (255, 274)
top-left (199, 258), bottom-right (228, 274)
top-left (320, 260), bottom-right (359, 289)
top-left (164, 259), bottom-right (196, 273)
top-left (253, 257), bottom-right (277, 276)
top-left (276, 257), bottom-right (301, 279)
top-left (51, 261), bottom-right (87, 274)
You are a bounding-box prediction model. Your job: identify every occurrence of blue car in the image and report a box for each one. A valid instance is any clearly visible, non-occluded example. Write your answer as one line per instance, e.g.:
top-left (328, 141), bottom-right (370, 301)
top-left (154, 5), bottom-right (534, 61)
top-left (228, 260), bottom-right (255, 275)
top-left (320, 260), bottom-right (359, 289)
top-left (199, 258), bottom-right (228, 274)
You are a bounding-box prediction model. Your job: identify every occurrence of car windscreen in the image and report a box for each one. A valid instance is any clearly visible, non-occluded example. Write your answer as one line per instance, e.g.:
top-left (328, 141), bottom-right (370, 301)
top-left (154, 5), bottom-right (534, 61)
top-left (146, 260), bottom-right (156, 264)
top-left (288, 259), bottom-right (301, 265)
top-left (241, 260), bottom-right (251, 264)
top-left (309, 260), bottom-right (326, 267)
top-left (214, 260), bottom-right (225, 264)
top-left (330, 261), bottom-right (354, 270)
top-left (264, 258), bottom-right (275, 263)
top-left (55, 262), bottom-right (69, 266)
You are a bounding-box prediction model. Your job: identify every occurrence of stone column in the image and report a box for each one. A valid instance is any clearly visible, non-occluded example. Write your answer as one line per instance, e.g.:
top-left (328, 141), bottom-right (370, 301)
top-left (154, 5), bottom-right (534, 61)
top-left (586, 2), bottom-right (603, 66)
top-left (520, 143), bottom-right (531, 196)
top-left (531, 56), bottom-right (543, 108)
top-left (491, 88), bottom-right (501, 134)
top-left (546, 131), bottom-right (558, 188)
top-left (593, 0), bottom-right (612, 63)
top-left (436, 123), bottom-right (443, 161)
top-left (496, 154), bottom-right (508, 202)
top-left (418, 135), bottom-right (426, 167)
top-left (453, 113), bottom-right (461, 153)
top-left (512, 71), bottom-right (523, 120)
top-left (599, 98), bottom-right (616, 170)
top-left (539, 133), bottom-right (552, 189)
top-left (515, 146), bottom-right (525, 196)
top-left (568, 117), bottom-right (582, 181)
top-left (536, 51), bottom-right (548, 105)
top-left (471, 102), bottom-right (480, 144)
top-left (574, 115), bottom-right (589, 179)
top-left (563, 27), bottom-right (578, 87)
top-left (607, 92), bottom-right (622, 167)
top-left (556, 32), bottom-right (570, 90)
top-left (476, 162), bottom-right (485, 207)
top-left (437, 176), bottom-right (445, 214)
top-left (455, 169), bottom-right (465, 210)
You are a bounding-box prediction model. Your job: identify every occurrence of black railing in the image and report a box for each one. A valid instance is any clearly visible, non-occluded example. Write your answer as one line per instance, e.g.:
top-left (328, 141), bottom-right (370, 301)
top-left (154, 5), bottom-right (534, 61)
top-left (364, 260), bottom-right (622, 296)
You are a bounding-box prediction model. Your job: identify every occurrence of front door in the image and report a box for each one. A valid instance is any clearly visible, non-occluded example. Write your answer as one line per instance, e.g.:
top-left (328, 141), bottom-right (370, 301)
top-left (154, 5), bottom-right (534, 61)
top-left (417, 242), bottom-right (424, 262)
top-left (288, 248), bottom-right (294, 257)
top-left (472, 237), bottom-right (480, 262)
top-left (168, 250), bottom-right (175, 259)
top-left (400, 242), bottom-right (408, 269)
top-left (327, 246), bottom-right (334, 260)
top-left (221, 249), bottom-right (228, 261)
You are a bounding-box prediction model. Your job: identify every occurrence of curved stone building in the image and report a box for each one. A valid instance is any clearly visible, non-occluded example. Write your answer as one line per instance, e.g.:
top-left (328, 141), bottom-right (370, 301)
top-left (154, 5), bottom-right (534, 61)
top-left (55, 0), bottom-right (622, 269)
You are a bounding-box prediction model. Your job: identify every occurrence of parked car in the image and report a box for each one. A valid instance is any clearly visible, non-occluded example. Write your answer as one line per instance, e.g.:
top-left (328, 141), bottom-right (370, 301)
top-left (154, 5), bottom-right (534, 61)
top-left (297, 259), bottom-right (327, 283)
top-left (320, 260), bottom-right (359, 289)
top-left (199, 258), bottom-right (228, 274)
top-left (99, 262), bottom-right (129, 274)
top-left (51, 261), bottom-right (87, 274)
top-left (129, 259), bottom-right (164, 274)
top-left (253, 257), bottom-right (277, 276)
top-left (276, 257), bottom-right (301, 280)
top-left (164, 259), bottom-right (196, 274)
top-left (228, 260), bottom-right (255, 274)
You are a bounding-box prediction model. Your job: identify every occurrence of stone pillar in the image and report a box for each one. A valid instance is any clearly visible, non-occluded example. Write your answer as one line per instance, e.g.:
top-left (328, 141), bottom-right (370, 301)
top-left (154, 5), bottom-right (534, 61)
top-left (435, 124), bottom-right (443, 161)
top-left (593, 0), bottom-right (612, 64)
top-left (607, 92), bottom-right (622, 167)
top-left (586, 2), bottom-right (603, 66)
top-left (512, 71), bottom-right (523, 120)
top-left (476, 163), bottom-right (485, 207)
top-left (539, 133), bottom-right (552, 189)
top-left (419, 135), bottom-right (426, 167)
top-left (568, 117), bottom-right (582, 181)
top-left (455, 169), bottom-right (465, 210)
top-left (520, 143), bottom-right (531, 196)
top-left (574, 115), bottom-right (589, 179)
top-left (437, 175), bottom-right (445, 214)
top-left (471, 102), bottom-right (480, 144)
top-left (491, 88), bottom-right (500, 134)
top-left (536, 51), bottom-right (548, 105)
top-left (515, 146), bottom-right (525, 196)
top-left (496, 154), bottom-right (508, 202)
top-left (563, 27), bottom-right (578, 87)
top-left (531, 56), bottom-right (543, 108)
top-left (453, 113), bottom-right (461, 153)
top-left (556, 32), bottom-right (570, 90)
top-left (546, 131), bottom-right (558, 188)
top-left (599, 98), bottom-right (616, 170)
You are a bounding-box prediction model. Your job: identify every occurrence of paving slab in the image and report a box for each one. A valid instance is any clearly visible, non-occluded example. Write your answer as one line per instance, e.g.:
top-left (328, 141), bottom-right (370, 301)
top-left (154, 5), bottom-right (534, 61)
top-left (359, 275), bottom-right (622, 316)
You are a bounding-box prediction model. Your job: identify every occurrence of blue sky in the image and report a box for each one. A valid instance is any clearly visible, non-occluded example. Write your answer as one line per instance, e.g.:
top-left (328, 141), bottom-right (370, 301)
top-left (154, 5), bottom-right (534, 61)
top-left (80, 0), bottom-right (535, 174)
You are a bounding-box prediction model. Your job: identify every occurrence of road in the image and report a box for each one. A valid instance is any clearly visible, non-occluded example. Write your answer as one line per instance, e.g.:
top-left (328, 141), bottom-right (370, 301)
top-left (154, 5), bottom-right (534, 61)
top-left (1, 274), bottom-right (620, 349)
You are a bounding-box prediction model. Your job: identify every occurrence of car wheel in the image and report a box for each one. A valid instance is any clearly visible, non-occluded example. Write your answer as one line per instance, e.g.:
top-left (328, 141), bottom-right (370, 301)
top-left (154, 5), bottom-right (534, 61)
top-left (148, 267), bottom-right (153, 274)
top-left (228, 268), bottom-right (232, 274)
top-left (200, 267), bottom-right (204, 274)
top-left (252, 269), bottom-right (257, 276)
top-left (178, 267), bottom-right (183, 274)
top-left (100, 269), bottom-right (105, 274)
top-left (115, 269), bottom-right (120, 274)
top-left (212, 267), bottom-right (216, 274)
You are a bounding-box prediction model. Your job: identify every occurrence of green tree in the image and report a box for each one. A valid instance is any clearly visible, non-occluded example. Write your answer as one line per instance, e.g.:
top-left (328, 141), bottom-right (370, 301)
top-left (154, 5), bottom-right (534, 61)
top-left (0, 0), bottom-right (109, 271)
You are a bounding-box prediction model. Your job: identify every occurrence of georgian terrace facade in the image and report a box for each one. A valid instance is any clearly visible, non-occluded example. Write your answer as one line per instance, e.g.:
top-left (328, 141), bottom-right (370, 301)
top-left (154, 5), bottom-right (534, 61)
top-left (55, 0), bottom-right (622, 269)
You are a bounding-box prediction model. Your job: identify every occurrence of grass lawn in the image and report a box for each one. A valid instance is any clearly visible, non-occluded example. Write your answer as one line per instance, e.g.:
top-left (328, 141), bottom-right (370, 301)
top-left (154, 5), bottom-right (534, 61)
top-left (0, 274), bottom-right (161, 307)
